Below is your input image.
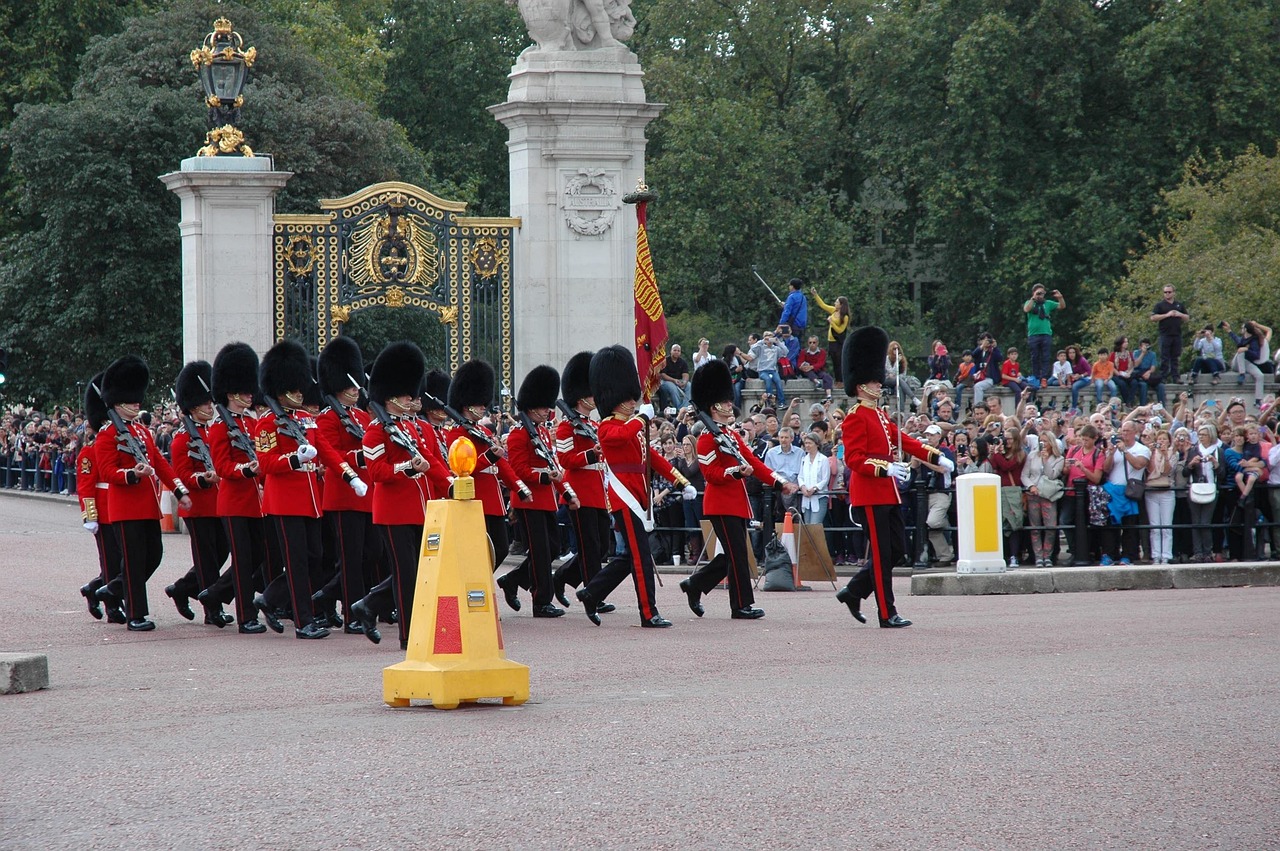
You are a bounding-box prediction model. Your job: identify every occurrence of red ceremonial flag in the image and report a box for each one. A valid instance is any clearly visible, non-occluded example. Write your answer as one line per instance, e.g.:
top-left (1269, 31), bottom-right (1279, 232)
top-left (632, 198), bottom-right (668, 402)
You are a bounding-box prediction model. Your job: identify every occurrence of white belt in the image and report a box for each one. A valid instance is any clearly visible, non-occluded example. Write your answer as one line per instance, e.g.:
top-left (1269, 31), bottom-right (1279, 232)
top-left (95, 483), bottom-right (109, 490)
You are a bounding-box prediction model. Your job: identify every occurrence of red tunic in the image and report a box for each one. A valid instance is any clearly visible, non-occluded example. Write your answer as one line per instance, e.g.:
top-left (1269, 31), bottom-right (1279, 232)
top-left (841, 400), bottom-right (939, 507)
top-left (696, 429), bottom-right (781, 518)
top-left (256, 410), bottom-right (322, 518)
top-left (597, 415), bottom-right (681, 512)
top-left (76, 433), bottom-right (108, 524)
top-left (171, 425), bottom-right (219, 518)
top-left (97, 421), bottom-right (185, 522)
top-left (413, 417), bottom-right (454, 500)
top-left (445, 424), bottom-right (524, 517)
top-left (316, 406), bottom-right (373, 513)
top-left (555, 419), bottom-right (607, 510)
top-left (362, 418), bottom-right (435, 525)
top-left (506, 422), bottom-right (566, 512)
top-left (209, 412), bottom-right (263, 518)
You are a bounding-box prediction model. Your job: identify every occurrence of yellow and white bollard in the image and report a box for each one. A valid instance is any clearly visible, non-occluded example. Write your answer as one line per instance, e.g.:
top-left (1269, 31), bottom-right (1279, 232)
top-left (382, 438), bottom-right (530, 709)
top-left (954, 472), bottom-right (1005, 574)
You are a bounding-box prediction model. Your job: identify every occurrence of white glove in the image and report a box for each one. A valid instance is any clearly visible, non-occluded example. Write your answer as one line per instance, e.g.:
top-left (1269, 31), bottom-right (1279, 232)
top-left (296, 443), bottom-right (318, 462)
top-left (637, 403), bottom-right (655, 419)
top-left (350, 476), bottom-right (368, 498)
top-left (888, 461), bottom-right (911, 484)
top-left (682, 485), bottom-right (698, 500)
top-left (83, 521), bottom-right (99, 534)
top-left (937, 455), bottom-right (955, 473)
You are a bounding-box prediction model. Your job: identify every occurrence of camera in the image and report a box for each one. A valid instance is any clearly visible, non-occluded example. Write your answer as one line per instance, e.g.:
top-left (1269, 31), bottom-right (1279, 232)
top-left (1110, 435), bottom-right (1120, 445)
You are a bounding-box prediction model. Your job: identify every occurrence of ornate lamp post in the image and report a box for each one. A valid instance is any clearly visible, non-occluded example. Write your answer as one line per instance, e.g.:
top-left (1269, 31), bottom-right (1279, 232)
top-left (189, 17), bottom-right (257, 157)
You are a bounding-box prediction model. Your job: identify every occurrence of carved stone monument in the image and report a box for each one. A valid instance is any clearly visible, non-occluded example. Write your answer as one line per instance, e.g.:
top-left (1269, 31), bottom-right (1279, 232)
top-left (493, 0), bottom-right (662, 378)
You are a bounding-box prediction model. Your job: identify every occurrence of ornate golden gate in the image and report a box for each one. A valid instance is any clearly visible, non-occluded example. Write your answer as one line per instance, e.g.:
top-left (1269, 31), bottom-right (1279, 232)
top-left (272, 181), bottom-right (518, 392)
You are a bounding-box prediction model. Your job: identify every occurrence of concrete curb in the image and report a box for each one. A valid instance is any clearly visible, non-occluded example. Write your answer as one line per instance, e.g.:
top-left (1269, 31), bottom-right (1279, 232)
top-left (911, 562), bottom-right (1280, 596)
top-left (0, 652), bottom-right (49, 694)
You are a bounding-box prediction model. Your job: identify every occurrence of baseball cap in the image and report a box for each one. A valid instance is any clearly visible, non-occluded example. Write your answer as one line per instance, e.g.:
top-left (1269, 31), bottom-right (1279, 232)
top-left (924, 424), bottom-right (943, 436)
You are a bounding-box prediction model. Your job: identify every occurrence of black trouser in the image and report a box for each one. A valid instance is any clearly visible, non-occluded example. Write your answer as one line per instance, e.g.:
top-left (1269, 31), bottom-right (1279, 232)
top-left (361, 524), bottom-right (422, 646)
top-left (1103, 515), bottom-right (1140, 562)
top-left (686, 514), bottom-right (755, 611)
top-left (115, 519), bottom-right (164, 621)
top-left (318, 509), bottom-right (381, 609)
top-left (223, 515), bottom-right (267, 624)
top-left (844, 504), bottom-right (906, 622)
top-left (171, 516), bottom-right (231, 600)
top-left (1159, 334), bottom-right (1183, 382)
top-left (505, 508), bottom-right (558, 607)
top-left (555, 506), bottom-right (611, 591)
top-left (263, 515), bottom-right (321, 628)
top-left (1214, 490), bottom-right (1236, 555)
top-left (583, 509), bottom-right (661, 621)
top-left (486, 513), bottom-right (510, 568)
top-left (85, 522), bottom-right (123, 601)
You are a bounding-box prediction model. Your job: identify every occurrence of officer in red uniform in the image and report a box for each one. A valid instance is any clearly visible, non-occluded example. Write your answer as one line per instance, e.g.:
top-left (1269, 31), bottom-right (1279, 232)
top-left (417, 368), bottom-right (455, 499)
top-left (498, 365), bottom-right (575, 617)
top-left (311, 336), bottom-right (376, 631)
top-left (207, 342), bottom-right (271, 633)
top-left (94, 355), bottom-right (192, 631)
top-left (550, 351), bottom-right (615, 614)
top-left (838, 326), bottom-right (954, 627)
top-left (256, 340), bottom-right (330, 639)
top-left (575, 345), bottom-right (694, 629)
top-left (77, 373), bottom-right (126, 624)
top-left (680, 360), bottom-right (797, 620)
top-left (446, 359), bottom-right (532, 571)
top-left (164, 360), bottom-right (234, 627)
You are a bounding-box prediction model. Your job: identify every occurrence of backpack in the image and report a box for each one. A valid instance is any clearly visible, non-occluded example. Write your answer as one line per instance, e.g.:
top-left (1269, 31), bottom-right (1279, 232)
top-left (759, 539), bottom-right (795, 591)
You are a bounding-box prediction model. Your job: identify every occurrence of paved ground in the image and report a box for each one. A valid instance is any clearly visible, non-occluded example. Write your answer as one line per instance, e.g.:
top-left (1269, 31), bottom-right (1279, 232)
top-left (1, 491), bottom-right (1277, 850)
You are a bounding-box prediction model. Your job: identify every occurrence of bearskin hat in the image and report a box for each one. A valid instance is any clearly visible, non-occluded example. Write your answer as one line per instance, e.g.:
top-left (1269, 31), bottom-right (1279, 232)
top-left (85, 372), bottom-right (108, 432)
top-left (843, 325), bottom-right (889, 389)
top-left (211, 342), bottom-right (259, 405)
top-left (590, 345), bottom-right (641, 416)
top-left (517, 365), bottom-right (560, 412)
top-left (101, 355), bottom-right (149, 407)
top-left (318, 336), bottom-right (365, 396)
top-left (175, 360), bottom-right (214, 414)
top-left (691, 360), bottom-right (734, 414)
top-left (368, 341), bottom-right (425, 406)
top-left (260, 340), bottom-right (312, 400)
top-left (561, 350), bottom-right (595, 407)
top-left (422, 369), bottom-right (450, 411)
top-left (302, 356), bottom-right (323, 408)
top-left (448, 359), bottom-right (495, 413)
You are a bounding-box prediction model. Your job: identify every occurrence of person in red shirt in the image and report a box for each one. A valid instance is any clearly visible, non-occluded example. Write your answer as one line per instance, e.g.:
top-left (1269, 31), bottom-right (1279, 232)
top-left (163, 360), bottom-right (234, 627)
top-left (550, 351), bottom-right (616, 614)
top-left (837, 327), bottom-right (952, 628)
top-left (498, 365), bottom-right (576, 617)
top-left (575, 345), bottom-right (694, 629)
top-left (681, 360), bottom-right (797, 620)
top-left (312, 336), bottom-right (376, 632)
top-left (1000, 346), bottom-right (1028, 397)
top-left (94, 355), bottom-right (192, 631)
top-left (256, 340), bottom-right (330, 639)
top-left (77, 373), bottom-right (126, 624)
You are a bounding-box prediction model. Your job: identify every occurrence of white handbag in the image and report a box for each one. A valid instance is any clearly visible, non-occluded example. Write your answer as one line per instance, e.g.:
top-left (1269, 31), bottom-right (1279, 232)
top-left (1189, 482), bottom-right (1217, 505)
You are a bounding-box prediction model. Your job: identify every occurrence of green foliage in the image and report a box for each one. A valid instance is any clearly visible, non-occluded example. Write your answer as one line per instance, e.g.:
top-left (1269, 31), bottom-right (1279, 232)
top-left (1086, 145), bottom-right (1280, 349)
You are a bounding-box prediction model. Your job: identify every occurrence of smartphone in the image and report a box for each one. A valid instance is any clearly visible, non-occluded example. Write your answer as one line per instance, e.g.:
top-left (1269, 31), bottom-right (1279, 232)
top-left (1110, 435), bottom-right (1120, 445)
top-left (1206, 400), bottom-right (1218, 407)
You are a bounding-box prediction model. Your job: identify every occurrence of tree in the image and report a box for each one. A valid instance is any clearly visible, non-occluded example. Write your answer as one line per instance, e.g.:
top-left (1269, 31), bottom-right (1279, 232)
top-left (0, 0), bottom-right (431, 406)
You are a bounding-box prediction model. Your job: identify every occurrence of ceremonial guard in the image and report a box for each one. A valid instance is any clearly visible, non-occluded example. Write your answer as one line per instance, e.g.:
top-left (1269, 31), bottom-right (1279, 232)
top-left (550, 350), bottom-right (615, 614)
top-left (94, 355), bottom-right (192, 631)
top-left (349, 341), bottom-right (448, 647)
top-left (445, 359), bottom-right (533, 570)
top-left (680, 360), bottom-right (797, 620)
top-left (575, 345), bottom-right (695, 629)
top-left (207, 342), bottom-right (271, 633)
top-left (77, 373), bottom-right (125, 624)
top-left (312, 336), bottom-right (375, 631)
top-left (164, 360), bottom-right (234, 627)
top-left (418, 368), bottom-right (455, 496)
top-left (838, 326), bottom-right (953, 627)
top-left (497, 365), bottom-right (574, 618)
top-left (256, 340), bottom-right (330, 639)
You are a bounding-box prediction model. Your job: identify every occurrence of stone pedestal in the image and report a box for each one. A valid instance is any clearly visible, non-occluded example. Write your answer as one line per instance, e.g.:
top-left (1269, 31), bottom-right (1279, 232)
top-left (491, 47), bottom-right (663, 379)
top-left (159, 157), bottom-right (292, 363)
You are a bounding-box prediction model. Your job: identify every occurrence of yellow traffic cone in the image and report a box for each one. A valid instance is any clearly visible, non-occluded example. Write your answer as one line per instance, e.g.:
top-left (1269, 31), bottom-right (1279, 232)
top-left (382, 438), bottom-right (530, 710)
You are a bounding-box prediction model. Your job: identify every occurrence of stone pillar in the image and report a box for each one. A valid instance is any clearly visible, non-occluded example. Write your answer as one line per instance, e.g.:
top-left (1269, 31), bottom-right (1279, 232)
top-left (491, 46), bottom-right (663, 379)
top-left (159, 157), bottom-right (292, 364)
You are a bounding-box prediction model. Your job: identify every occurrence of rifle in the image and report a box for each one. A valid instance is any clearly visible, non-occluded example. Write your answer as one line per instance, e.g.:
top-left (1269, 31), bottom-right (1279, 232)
top-left (262, 396), bottom-right (311, 447)
top-left (368, 399), bottom-right (423, 462)
top-left (91, 381), bottom-right (148, 467)
top-left (182, 413), bottom-right (215, 471)
top-left (518, 410), bottom-right (577, 505)
top-left (556, 399), bottom-right (598, 442)
top-left (750, 265), bottom-right (785, 307)
top-left (214, 402), bottom-right (258, 464)
top-left (441, 402), bottom-right (496, 453)
top-left (324, 394), bottom-right (365, 441)
top-left (695, 409), bottom-right (750, 469)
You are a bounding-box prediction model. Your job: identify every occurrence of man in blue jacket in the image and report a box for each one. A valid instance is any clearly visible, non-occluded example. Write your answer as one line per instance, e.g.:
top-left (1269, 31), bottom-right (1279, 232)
top-left (779, 278), bottom-right (808, 337)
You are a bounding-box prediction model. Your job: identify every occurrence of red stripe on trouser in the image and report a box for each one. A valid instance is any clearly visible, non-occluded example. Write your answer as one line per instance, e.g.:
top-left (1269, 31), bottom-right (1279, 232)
top-left (863, 507), bottom-right (891, 621)
top-left (226, 521), bottom-right (248, 622)
top-left (711, 515), bottom-right (749, 610)
top-left (621, 511), bottom-right (655, 619)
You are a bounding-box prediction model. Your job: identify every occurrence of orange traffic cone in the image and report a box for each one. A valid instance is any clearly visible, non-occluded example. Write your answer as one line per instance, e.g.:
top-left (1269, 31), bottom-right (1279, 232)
top-left (781, 511), bottom-right (801, 588)
top-left (159, 488), bottom-right (177, 533)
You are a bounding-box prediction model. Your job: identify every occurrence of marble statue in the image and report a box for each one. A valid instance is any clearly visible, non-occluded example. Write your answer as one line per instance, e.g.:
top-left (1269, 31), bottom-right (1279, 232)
top-left (515, 0), bottom-right (636, 51)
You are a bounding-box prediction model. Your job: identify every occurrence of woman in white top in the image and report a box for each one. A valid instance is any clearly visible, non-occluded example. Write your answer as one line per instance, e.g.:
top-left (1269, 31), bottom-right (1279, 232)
top-left (797, 432), bottom-right (830, 525)
top-left (1143, 429), bottom-right (1181, 564)
top-left (1022, 431), bottom-right (1065, 567)
top-left (692, 338), bottom-right (715, 371)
